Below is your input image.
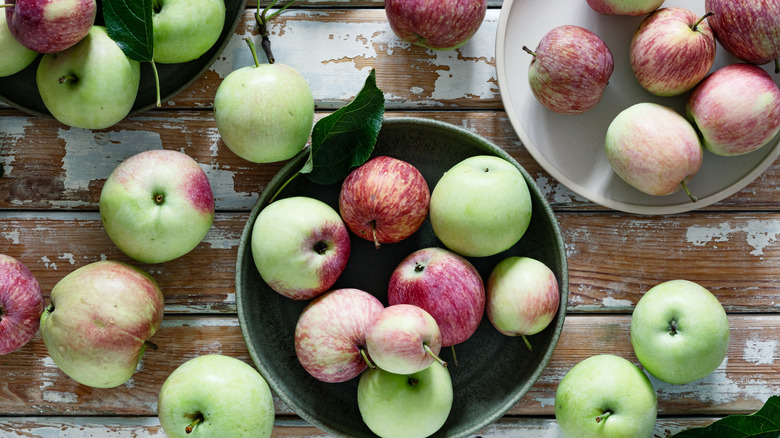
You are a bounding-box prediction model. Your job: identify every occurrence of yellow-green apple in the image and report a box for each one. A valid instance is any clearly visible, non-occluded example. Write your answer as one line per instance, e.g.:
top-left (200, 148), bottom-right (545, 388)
top-left (605, 102), bottom-right (702, 200)
top-left (523, 25), bottom-right (614, 115)
top-left (152, 0), bottom-right (225, 64)
top-left (0, 254), bottom-right (43, 355)
top-left (430, 155), bottom-right (531, 257)
top-left (630, 279), bottom-right (730, 385)
top-left (486, 256), bottom-right (560, 351)
top-left (585, 0), bottom-right (664, 16)
top-left (630, 8), bottom-right (716, 96)
top-left (4, 0), bottom-right (95, 53)
top-left (705, 0), bottom-right (780, 69)
top-left (384, 0), bottom-right (486, 51)
top-left (0, 11), bottom-right (37, 76)
top-left (157, 354), bottom-right (275, 438)
top-left (387, 247), bottom-right (484, 347)
top-left (339, 156), bottom-right (430, 249)
top-left (686, 63), bottom-right (780, 156)
top-left (294, 288), bottom-right (384, 383)
top-left (365, 304), bottom-right (446, 375)
top-left (251, 196), bottom-right (351, 300)
top-left (39, 260), bottom-right (165, 388)
top-left (357, 363), bottom-right (453, 438)
top-left (36, 26), bottom-right (140, 130)
top-left (554, 354), bottom-right (657, 438)
top-left (100, 149), bottom-right (215, 264)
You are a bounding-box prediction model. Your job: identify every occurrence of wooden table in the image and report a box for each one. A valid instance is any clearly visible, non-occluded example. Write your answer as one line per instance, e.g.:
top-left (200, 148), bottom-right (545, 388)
top-left (1, 2), bottom-right (778, 437)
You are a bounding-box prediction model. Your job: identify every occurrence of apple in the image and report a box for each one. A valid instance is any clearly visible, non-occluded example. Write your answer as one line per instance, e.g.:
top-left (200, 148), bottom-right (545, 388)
top-left (384, 0), bottom-right (486, 51)
top-left (686, 63), bottom-right (780, 156)
top-left (339, 156), bottom-right (430, 249)
top-left (4, 0), bottom-right (95, 53)
top-left (0, 254), bottom-right (43, 355)
top-left (214, 41), bottom-right (314, 164)
top-left (152, 0), bottom-right (226, 64)
top-left (486, 256), bottom-right (560, 351)
top-left (251, 196), bottom-right (351, 300)
top-left (357, 363), bottom-right (453, 438)
top-left (157, 354), bottom-right (275, 438)
top-left (554, 354), bottom-right (657, 438)
top-left (605, 102), bottom-right (702, 200)
top-left (705, 0), bottom-right (780, 69)
top-left (387, 247), bottom-right (485, 347)
top-left (523, 25), bottom-right (614, 115)
top-left (630, 7), bottom-right (716, 97)
top-left (294, 288), bottom-right (384, 383)
top-left (100, 149), bottom-right (215, 264)
top-left (36, 25), bottom-right (140, 130)
top-left (365, 304), bottom-right (446, 375)
top-left (630, 279), bottom-right (730, 385)
top-left (40, 260), bottom-right (165, 388)
top-left (0, 10), bottom-right (37, 77)
top-left (429, 155), bottom-right (531, 258)
top-left (585, 0), bottom-right (664, 16)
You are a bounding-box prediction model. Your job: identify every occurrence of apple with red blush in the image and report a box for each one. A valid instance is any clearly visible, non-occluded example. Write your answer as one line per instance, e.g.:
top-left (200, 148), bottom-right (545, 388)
top-left (705, 0), bottom-right (780, 71)
top-left (4, 0), bottom-right (96, 53)
top-left (0, 254), bottom-right (43, 355)
top-left (384, 0), bottom-right (486, 50)
top-left (585, 0), bottom-right (664, 16)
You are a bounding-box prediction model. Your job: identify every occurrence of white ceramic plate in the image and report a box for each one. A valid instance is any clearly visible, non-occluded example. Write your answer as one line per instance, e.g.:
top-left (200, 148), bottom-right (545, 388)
top-left (496, 0), bottom-right (780, 215)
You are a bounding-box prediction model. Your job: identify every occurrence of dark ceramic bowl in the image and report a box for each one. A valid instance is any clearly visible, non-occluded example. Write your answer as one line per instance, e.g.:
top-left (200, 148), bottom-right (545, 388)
top-left (0, 0), bottom-right (247, 116)
top-left (236, 117), bottom-right (568, 437)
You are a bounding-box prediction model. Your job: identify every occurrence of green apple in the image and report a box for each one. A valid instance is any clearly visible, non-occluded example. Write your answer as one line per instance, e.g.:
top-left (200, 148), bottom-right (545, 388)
top-left (158, 354), bottom-right (275, 438)
top-left (36, 25), bottom-right (140, 130)
top-left (555, 354), bottom-right (657, 438)
top-left (630, 279), bottom-right (730, 385)
top-left (429, 155), bottom-right (532, 257)
top-left (0, 11), bottom-right (38, 77)
top-left (357, 363), bottom-right (453, 438)
top-left (152, 0), bottom-right (225, 64)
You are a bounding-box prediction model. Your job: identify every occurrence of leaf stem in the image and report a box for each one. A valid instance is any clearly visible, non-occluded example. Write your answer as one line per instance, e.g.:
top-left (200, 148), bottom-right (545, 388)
top-left (255, 0), bottom-right (296, 64)
top-left (269, 171), bottom-right (300, 203)
top-left (151, 60), bottom-right (161, 107)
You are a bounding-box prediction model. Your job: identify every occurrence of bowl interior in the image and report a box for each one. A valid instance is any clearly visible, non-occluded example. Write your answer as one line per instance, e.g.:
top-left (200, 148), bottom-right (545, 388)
top-left (236, 117), bottom-right (568, 437)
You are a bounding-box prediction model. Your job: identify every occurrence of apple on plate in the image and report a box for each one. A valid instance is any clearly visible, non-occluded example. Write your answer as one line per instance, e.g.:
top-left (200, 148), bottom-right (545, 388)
top-left (686, 63), bottom-right (780, 156)
top-left (0, 10), bottom-right (37, 77)
top-left (388, 247), bottom-right (485, 347)
top-left (251, 196), bottom-right (351, 300)
top-left (630, 279), bottom-right (730, 385)
top-left (384, 0), bottom-right (486, 51)
top-left (339, 156), bottom-right (430, 249)
top-left (294, 288), bottom-right (384, 383)
top-left (630, 7), bottom-right (716, 96)
top-left (40, 260), bottom-right (165, 388)
top-left (36, 25), bottom-right (140, 130)
top-left (523, 25), bottom-right (614, 115)
top-left (555, 354), bottom-right (658, 438)
top-left (4, 0), bottom-right (95, 53)
top-left (358, 363), bottom-right (453, 438)
top-left (158, 354), bottom-right (275, 438)
top-left (430, 155), bottom-right (531, 257)
top-left (0, 254), bottom-right (43, 355)
top-left (705, 0), bottom-right (780, 70)
top-left (100, 149), bottom-right (215, 264)
top-left (152, 0), bottom-right (226, 64)
top-left (585, 0), bottom-right (665, 16)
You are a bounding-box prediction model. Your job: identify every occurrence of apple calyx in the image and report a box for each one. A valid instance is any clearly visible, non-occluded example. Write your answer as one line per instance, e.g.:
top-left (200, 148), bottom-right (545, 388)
top-left (680, 180), bottom-right (697, 203)
top-left (359, 346), bottom-right (377, 369)
top-left (58, 75), bottom-right (79, 86)
top-left (521, 46), bottom-right (537, 57)
top-left (668, 319), bottom-right (678, 336)
top-left (152, 192), bottom-right (165, 206)
top-left (595, 410), bottom-right (612, 423)
top-left (408, 377), bottom-right (419, 386)
top-left (691, 11), bottom-right (714, 32)
top-left (424, 344), bottom-right (447, 367)
top-left (185, 413), bottom-right (204, 434)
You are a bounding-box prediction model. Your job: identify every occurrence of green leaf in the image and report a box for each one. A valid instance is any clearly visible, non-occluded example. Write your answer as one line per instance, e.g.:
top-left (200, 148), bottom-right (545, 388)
top-left (103, 0), bottom-right (155, 62)
top-left (672, 396), bottom-right (780, 437)
top-left (301, 69), bottom-right (385, 185)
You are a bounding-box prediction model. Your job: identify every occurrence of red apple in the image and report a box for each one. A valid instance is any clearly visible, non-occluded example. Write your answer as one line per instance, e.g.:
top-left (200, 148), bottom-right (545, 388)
top-left (585, 0), bottom-right (664, 16)
top-left (387, 247), bottom-right (485, 347)
top-left (705, 0), bottom-right (780, 69)
top-left (294, 288), bottom-right (384, 383)
top-left (0, 254), bottom-right (43, 355)
top-left (4, 0), bottom-right (96, 53)
top-left (385, 0), bottom-right (486, 50)
top-left (630, 7), bottom-right (716, 96)
top-left (339, 156), bottom-right (430, 249)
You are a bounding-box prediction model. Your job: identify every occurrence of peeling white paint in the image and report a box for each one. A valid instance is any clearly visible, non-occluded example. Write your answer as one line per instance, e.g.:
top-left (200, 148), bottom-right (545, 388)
top-left (57, 253), bottom-right (76, 265)
top-left (2, 230), bottom-right (20, 244)
top-left (40, 256), bottom-right (57, 270)
top-left (0, 115), bottom-right (33, 176)
top-left (686, 220), bottom-right (780, 256)
top-left (161, 318), bottom-right (240, 328)
top-left (744, 337), bottom-right (777, 365)
top-left (535, 175), bottom-right (585, 205)
top-left (601, 296), bottom-right (633, 309)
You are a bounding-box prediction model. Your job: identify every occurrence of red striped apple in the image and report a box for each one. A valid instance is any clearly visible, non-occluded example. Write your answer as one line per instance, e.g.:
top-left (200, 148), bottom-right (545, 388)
top-left (0, 254), bottom-right (43, 355)
top-left (705, 0), bottom-right (780, 70)
top-left (586, 0), bottom-right (664, 16)
top-left (4, 0), bottom-right (96, 53)
top-left (385, 0), bottom-right (486, 50)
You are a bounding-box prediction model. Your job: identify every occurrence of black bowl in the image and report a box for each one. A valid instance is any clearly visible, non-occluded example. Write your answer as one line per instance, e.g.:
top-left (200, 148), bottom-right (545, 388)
top-left (236, 117), bottom-right (568, 437)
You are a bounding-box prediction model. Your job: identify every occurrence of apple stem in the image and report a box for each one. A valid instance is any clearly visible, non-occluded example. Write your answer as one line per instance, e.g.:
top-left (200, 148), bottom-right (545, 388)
top-left (595, 410), bottom-right (612, 423)
top-left (774, 58), bottom-right (779, 74)
top-left (521, 46), bottom-right (537, 57)
top-left (450, 345), bottom-right (459, 367)
top-left (371, 221), bottom-right (381, 250)
top-left (359, 346), bottom-right (376, 369)
top-left (424, 344), bottom-right (447, 367)
top-left (255, 0), bottom-right (296, 64)
top-left (144, 340), bottom-right (158, 351)
top-left (521, 334), bottom-right (533, 351)
top-left (185, 414), bottom-right (204, 434)
top-left (0, 4), bottom-right (12, 7)
top-left (244, 37), bottom-right (261, 68)
top-left (680, 180), bottom-right (697, 203)
top-left (692, 11), bottom-right (714, 31)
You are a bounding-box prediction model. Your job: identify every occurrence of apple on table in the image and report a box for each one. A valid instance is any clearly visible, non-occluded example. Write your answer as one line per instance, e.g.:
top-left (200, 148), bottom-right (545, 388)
top-left (4, 0), bottom-right (95, 53)
top-left (0, 254), bottom-right (43, 355)
top-left (152, 0), bottom-right (226, 64)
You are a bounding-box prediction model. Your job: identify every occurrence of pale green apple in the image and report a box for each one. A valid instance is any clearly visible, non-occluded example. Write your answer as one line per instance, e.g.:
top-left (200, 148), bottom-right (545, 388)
top-left (157, 354), bottom-right (275, 438)
top-left (630, 279), bottom-right (730, 385)
top-left (36, 25), bottom-right (140, 130)
top-left (0, 11), bottom-right (38, 77)
top-left (152, 0), bottom-right (225, 64)
top-left (555, 354), bottom-right (657, 438)
top-left (429, 155), bottom-right (532, 257)
top-left (357, 363), bottom-right (453, 438)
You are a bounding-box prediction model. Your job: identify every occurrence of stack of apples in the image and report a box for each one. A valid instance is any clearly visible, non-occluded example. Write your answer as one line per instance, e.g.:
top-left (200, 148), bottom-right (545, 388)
top-left (250, 153), bottom-right (562, 438)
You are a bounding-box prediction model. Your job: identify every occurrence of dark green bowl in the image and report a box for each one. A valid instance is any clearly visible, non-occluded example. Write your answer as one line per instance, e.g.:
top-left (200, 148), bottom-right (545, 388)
top-left (236, 117), bottom-right (568, 437)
